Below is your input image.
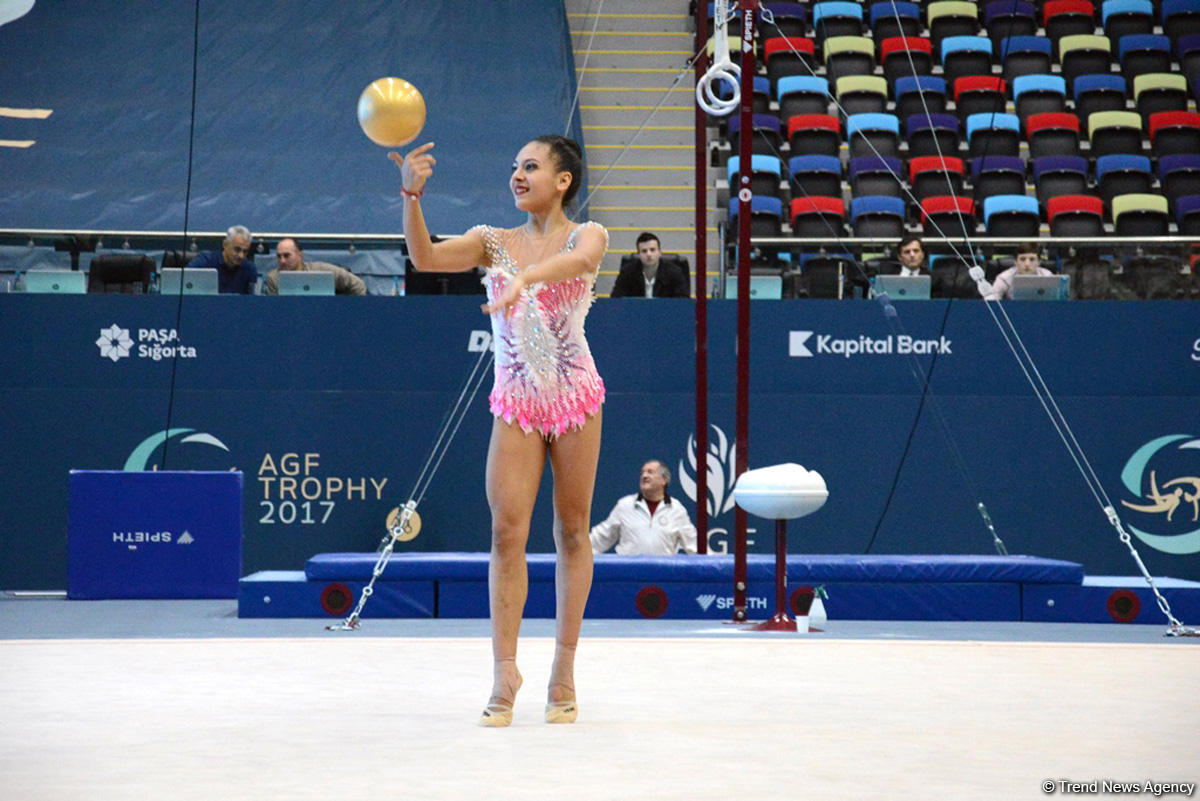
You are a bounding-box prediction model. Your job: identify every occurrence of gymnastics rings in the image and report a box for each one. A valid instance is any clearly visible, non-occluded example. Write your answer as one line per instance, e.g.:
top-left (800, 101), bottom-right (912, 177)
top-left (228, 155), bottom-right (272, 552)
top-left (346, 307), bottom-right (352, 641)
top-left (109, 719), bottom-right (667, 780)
top-left (696, 0), bottom-right (741, 116)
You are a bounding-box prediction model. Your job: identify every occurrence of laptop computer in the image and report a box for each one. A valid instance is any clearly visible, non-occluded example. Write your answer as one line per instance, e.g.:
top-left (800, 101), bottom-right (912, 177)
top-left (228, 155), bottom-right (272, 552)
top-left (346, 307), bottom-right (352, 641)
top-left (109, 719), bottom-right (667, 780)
top-left (725, 274), bottom-right (783, 299)
top-left (277, 270), bottom-right (335, 296)
top-left (874, 274), bottom-right (931, 300)
top-left (23, 270), bottom-right (86, 294)
top-left (1011, 274), bottom-right (1070, 301)
top-left (159, 268), bottom-right (219, 295)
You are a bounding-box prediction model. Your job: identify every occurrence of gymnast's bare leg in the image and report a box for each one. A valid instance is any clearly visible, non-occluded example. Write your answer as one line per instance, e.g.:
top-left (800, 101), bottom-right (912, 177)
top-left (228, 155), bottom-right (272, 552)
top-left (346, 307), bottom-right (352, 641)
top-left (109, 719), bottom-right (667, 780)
top-left (482, 417), bottom-right (547, 724)
top-left (546, 410), bottom-right (602, 720)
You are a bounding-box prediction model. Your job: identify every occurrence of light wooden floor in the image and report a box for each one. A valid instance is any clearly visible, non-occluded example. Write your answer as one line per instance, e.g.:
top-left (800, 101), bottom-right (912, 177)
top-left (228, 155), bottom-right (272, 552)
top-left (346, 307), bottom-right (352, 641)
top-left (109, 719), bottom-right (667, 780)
top-left (2, 635), bottom-right (1196, 800)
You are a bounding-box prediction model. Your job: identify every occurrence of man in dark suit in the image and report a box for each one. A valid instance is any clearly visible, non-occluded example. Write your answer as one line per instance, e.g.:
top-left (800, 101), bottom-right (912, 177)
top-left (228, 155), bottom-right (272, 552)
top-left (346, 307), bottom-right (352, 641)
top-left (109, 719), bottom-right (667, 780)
top-left (877, 234), bottom-right (950, 297)
top-left (610, 232), bottom-right (691, 298)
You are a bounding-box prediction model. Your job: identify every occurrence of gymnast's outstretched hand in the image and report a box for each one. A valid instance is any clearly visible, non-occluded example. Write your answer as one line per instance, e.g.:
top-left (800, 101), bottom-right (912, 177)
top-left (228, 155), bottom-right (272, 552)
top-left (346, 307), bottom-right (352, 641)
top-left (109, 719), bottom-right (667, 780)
top-left (482, 271), bottom-right (526, 317)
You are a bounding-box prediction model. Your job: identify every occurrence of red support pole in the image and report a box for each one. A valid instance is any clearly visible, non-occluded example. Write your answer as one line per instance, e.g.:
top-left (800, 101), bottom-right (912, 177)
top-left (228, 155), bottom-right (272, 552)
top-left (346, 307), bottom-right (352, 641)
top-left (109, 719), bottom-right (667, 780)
top-left (732, 0), bottom-right (757, 622)
top-left (753, 519), bottom-right (797, 631)
top-left (694, 0), bottom-right (709, 555)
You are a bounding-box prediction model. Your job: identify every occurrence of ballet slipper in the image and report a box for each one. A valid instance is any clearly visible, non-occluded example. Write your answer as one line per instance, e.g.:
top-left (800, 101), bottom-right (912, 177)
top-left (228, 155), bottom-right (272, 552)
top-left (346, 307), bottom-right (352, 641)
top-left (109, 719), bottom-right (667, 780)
top-left (479, 702), bottom-right (514, 727)
top-left (479, 658), bottom-right (522, 728)
top-left (544, 683), bottom-right (577, 724)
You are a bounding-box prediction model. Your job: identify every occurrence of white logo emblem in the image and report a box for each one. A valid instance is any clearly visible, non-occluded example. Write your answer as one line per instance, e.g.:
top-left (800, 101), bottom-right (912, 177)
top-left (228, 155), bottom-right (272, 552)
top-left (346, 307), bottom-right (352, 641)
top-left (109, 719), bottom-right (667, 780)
top-left (176, 531), bottom-right (195, 545)
top-left (789, 330), bottom-right (813, 358)
top-left (695, 594), bottom-right (717, 612)
top-left (96, 324), bottom-right (133, 362)
top-left (679, 424), bottom-right (739, 516)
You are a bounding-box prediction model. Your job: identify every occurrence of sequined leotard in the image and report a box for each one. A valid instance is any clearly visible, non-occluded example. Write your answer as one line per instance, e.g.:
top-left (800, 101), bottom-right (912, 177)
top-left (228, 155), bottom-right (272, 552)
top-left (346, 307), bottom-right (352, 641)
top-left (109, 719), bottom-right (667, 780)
top-left (472, 221), bottom-right (607, 438)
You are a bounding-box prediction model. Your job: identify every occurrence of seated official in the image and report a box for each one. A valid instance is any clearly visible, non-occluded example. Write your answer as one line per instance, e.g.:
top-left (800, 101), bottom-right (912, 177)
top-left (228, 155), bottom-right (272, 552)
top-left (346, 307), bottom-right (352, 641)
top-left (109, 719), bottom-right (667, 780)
top-left (876, 234), bottom-right (951, 298)
top-left (589, 460), bottom-right (698, 555)
top-left (985, 242), bottom-right (1053, 301)
top-left (610, 232), bottom-right (691, 298)
top-left (263, 238), bottom-right (367, 295)
top-left (186, 225), bottom-right (258, 294)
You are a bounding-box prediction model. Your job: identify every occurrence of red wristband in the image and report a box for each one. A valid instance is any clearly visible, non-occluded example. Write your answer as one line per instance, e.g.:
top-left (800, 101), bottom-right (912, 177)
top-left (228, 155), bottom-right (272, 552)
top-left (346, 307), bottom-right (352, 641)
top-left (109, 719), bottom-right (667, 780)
top-left (401, 186), bottom-right (424, 200)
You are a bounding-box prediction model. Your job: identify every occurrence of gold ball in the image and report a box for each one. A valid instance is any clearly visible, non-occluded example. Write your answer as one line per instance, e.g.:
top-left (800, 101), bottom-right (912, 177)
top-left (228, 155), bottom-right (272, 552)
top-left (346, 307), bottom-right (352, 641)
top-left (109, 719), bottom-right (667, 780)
top-left (356, 77), bottom-right (426, 148)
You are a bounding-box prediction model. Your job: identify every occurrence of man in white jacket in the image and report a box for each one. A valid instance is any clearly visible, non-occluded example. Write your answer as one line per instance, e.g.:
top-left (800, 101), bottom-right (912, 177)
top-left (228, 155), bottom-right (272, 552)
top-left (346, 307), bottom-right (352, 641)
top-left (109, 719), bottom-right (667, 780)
top-left (589, 460), bottom-right (698, 555)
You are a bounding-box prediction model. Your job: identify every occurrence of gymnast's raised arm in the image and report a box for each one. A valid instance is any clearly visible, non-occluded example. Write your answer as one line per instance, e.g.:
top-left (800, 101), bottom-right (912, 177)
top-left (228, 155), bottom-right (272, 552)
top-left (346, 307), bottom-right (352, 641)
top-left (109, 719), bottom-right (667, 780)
top-left (389, 143), bottom-right (487, 273)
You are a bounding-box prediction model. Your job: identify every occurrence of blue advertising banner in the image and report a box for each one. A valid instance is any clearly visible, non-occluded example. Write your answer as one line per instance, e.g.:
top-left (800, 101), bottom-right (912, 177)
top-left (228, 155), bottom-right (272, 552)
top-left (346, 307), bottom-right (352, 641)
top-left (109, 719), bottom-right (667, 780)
top-left (1, 295), bottom-right (1198, 589)
top-left (68, 470), bottom-right (243, 599)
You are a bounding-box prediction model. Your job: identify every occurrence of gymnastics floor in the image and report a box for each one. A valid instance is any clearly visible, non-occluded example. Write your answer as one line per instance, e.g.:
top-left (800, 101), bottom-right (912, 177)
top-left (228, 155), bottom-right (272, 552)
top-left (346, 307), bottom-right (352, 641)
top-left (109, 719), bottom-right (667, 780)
top-left (2, 597), bottom-right (1197, 801)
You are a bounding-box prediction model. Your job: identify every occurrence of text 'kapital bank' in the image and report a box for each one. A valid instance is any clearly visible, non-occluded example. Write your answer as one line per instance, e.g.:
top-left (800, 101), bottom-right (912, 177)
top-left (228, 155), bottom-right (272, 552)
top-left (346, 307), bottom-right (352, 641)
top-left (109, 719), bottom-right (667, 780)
top-left (790, 331), bottom-right (952, 359)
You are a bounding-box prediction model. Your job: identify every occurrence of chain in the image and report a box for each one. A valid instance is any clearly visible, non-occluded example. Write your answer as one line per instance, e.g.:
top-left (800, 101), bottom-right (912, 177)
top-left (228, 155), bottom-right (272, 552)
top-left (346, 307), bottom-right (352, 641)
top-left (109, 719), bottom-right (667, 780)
top-left (1104, 506), bottom-right (1199, 637)
top-left (327, 501), bottom-right (418, 631)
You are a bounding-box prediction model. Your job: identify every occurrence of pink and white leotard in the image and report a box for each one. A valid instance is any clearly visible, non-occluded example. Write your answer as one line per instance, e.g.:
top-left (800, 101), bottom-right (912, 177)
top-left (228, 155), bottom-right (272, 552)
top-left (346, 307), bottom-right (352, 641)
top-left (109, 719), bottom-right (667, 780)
top-left (472, 221), bottom-right (607, 438)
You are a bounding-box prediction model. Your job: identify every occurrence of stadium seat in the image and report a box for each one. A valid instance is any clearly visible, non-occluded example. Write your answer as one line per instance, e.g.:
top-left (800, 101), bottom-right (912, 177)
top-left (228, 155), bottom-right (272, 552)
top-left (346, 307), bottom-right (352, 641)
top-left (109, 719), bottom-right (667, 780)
top-left (1072, 74), bottom-right (1128, 124)
top-left (984, 1), bottom-right (1038, 47)
top-left (728, 155), bottom-right (785, 198)
top-left (846, 112), bottom-right (901, 159)
top-left (954, 75), bottom-right (1007, 120)
top-left (836, 75), bottom-right (889, 116)
top-left (1111, 192), bottom-right (1171, 234)
top-left (1095, 154), bottom-right (1154, 208)
top-left (906, 113), bottom-right (962, 157)
top-left (1163, 0), bottom-right (1200, 43)
top-left (764, 37), bottom-right (818, 95)
top-left (920, 194), bottom-right (978, 236)
top-left (824, 35), bottom-right (876, 85)
top-left (728, 113), bottom-right (784, 157)
top-left (1060, 35), bottom-right (1115, 92)
top-left (930, 253), bottom-right (982, 298)
top-left (1173, 193), bottom-right (1200, 235)
top-left (1087, 110), bottom-right (1144, 157)
top-left (777, 76), bottom-right (830, 119)
top-left (1147, 110), bottom-right (1200, 158)
top-left (787, 155), bottom-right (843, 198)
top-left (1133, 73), bottom-right (1190, 122)
top-left (928, 2), bottom-right (981, 52)
top-left (910, 155), bottom-right (966, 201)
top-left (870, 1), bottom-right (921, 40)
top-left (971, 155), bottom-right (1028, 201)
top-left (941, 36), bottom-right (995, 88)
top-left (718, 76), bottom-right (771, 115)
top-left (1026, 111), bottom-right (1082, 158)
top-left (1013, 74), bottom-right (1068, 123)
top-left (787, 114), bottom-right (842, 157)
top-left (790, 195), bottom-right (847, 237)
top-left (729, 195), bottom-right (785, 236)
top-left (1044, 1), bottom-right (1098, 46)
top-left (966, 112), bottom-right (1021, 158)
top-left (1157, 154), bottom-right (1200, 211)
top-left (812, 1), bottom-right (864, 40)
top-left (87, 253), bottom-right (154, 294)
top-left (1033, 155), bottom-right (1090, 208)
top-left (998, 35), bottom-right (1054, 84)
top-left (848, 155), bottom-right (905, 197)
top-left (1047, 194), bottom-right (1106, 236)
top-left (1174, 34), bottom-right (1200, 94)
top-left (881, 36), bottom-right (934, 84)
top-left (795, 252), bottom-right (862, 298)
top-left (1117, 34), bottom-right (1173, 80)
top-left (983, 194), bottom-right (1041, 236)
top-left (894, 75), bottom-right (948, 124)
top-left (1102, 0), bottom-right (1155, 41)
top-left (850, 195), bottom-right (907, 238)
top-left (761, 2), bottom-right (809, 38)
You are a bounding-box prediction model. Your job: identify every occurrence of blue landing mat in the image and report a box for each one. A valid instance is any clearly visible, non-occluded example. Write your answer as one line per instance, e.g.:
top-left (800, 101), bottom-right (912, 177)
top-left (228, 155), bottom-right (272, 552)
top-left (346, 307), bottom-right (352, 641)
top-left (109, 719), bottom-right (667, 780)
top-left (304, 552), bottom-right (1085, 583)
top-left (239, 552), bottom-right (1097, 621)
